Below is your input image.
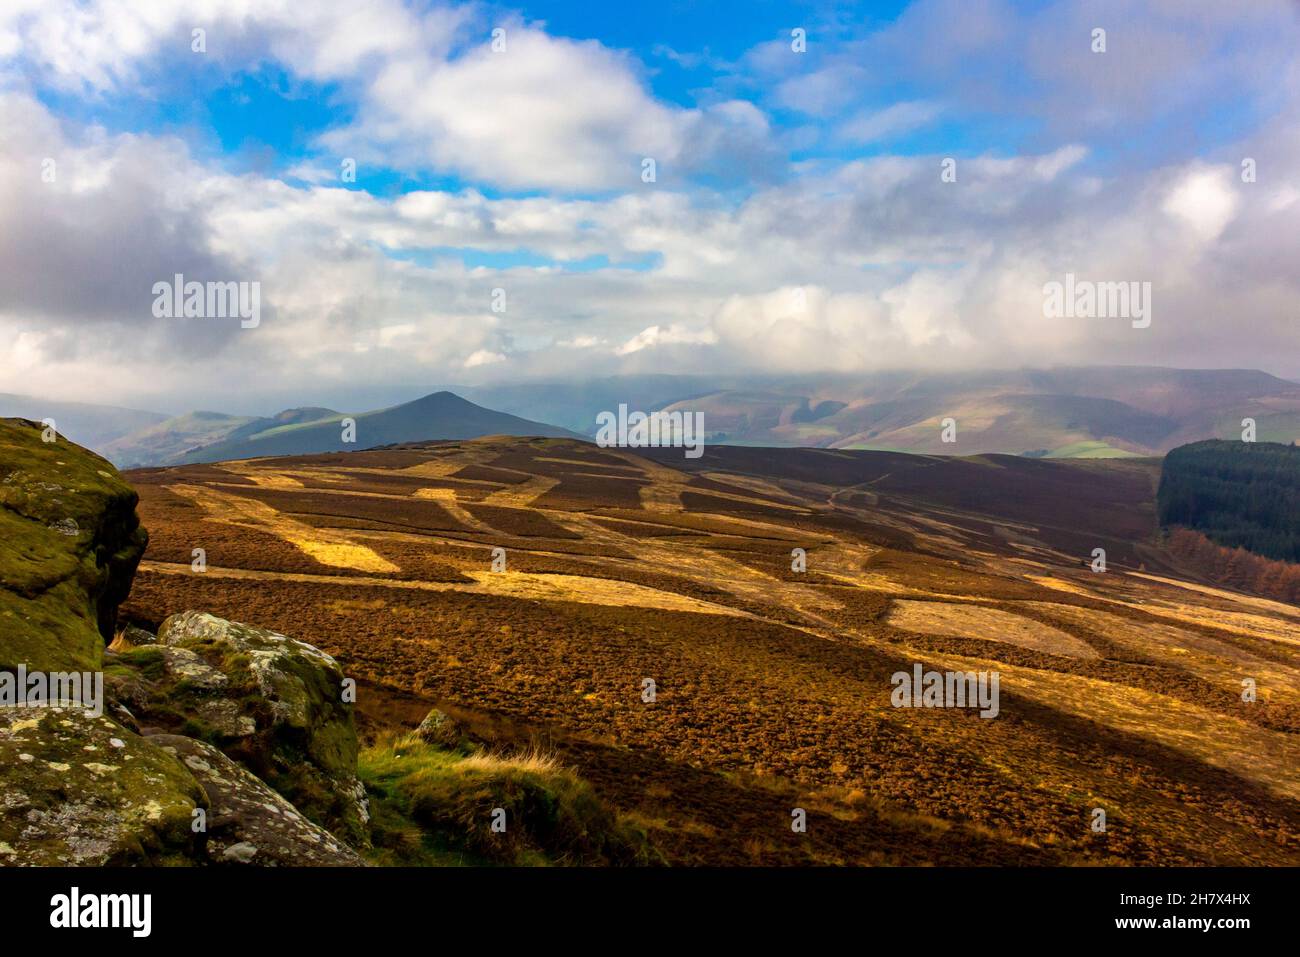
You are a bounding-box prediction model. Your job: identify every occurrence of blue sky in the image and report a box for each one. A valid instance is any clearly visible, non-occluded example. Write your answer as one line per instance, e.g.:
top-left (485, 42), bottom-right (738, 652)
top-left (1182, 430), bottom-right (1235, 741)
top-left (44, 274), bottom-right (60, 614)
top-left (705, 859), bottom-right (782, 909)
top-left (32, 0), bottom-right (1269, 194)
top-left (11, 0), bottom-right (1287, 185)
top-left (30, 1), bottom-right (961, 195)
top-left (1, 0), bottom-right (1298, 412)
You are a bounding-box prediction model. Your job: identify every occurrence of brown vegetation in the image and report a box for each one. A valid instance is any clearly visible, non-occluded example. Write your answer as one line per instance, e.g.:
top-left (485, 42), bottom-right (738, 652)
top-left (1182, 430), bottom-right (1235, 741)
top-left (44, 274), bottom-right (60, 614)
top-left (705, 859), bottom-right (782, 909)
top-left (122, 438), bottom-right (1300, 866)
top-left (1166, 526), bottom-right (1300, 604)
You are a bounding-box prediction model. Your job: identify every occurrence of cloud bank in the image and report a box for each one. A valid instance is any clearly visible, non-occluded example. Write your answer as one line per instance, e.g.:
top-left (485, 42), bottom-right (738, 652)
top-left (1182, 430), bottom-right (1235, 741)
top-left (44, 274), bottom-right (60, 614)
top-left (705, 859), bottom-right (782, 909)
top-left (1, 0), bottom-right (1298, 412)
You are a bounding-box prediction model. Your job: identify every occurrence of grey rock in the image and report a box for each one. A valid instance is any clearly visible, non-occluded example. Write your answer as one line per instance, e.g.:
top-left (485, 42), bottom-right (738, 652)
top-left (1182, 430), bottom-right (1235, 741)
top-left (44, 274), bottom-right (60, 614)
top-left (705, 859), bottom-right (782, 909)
top-left (415, 707), bottom-right (468, 749)
top-left (150, 735), bottom-right (363, 867)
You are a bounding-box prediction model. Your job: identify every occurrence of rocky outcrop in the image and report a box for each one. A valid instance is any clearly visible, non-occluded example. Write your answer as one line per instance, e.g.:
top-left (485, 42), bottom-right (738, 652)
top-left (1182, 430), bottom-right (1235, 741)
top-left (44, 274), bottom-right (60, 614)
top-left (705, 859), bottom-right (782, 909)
top-left (1, 420), bottom-right (369, 866)
top-left (0, 418), bottom-right (147, 673)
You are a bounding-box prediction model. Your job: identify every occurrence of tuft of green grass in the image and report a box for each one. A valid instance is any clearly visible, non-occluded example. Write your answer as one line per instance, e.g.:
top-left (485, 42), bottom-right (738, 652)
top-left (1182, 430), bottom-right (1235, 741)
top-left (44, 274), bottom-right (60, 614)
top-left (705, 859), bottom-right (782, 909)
top-left (358, 732), bottom-right (661, 867)
top-left (108, 646), bottom-right (168, 681)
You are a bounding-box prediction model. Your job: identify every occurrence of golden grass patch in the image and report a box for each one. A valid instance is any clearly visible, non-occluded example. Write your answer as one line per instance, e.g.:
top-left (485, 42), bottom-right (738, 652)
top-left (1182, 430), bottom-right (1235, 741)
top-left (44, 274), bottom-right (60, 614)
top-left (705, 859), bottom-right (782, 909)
top-left (413, 487), bottom-right (496, 531)
top-left (888, 600), bottom-right (1098, 659)
top-left (136, 560), bottom-right (748, 617)
top-left (482, 475), bottom-right (561, 507)
top-left (165, 483), bottom-right (400, 573)
top-left (297, 540), bottom-right (401, 573)
top-left (1128, 573), bottom-right (1300, 619)
top-left (921, 650), bottom-right (1300, 803)
top-left (1029, 601), bottom-right (1300, 704)
top-left (462, 570), bottom-right (746, 616)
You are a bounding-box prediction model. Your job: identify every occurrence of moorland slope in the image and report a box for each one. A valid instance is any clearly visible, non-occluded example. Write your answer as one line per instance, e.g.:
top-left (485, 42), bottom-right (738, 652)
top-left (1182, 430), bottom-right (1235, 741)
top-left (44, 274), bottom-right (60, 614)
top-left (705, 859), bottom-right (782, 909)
top-left (119, 436), bottom-right (1300, 865)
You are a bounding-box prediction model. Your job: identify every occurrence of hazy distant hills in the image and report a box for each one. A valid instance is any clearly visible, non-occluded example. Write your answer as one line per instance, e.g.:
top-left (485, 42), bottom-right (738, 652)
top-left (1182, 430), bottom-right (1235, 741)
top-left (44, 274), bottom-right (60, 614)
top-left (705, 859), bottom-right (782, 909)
top-left (0, 392), bottom-right (167, 452)
top-left (467, 367), bottom-right (1300, 457)
top-left (95, 406), bottom-right (356, 468)
top-left (6, 366), bottom-right (1296, 467)
top-left (459, 374), bottom-right (715, 435)
top-left (1, 391), bottom-right (580, 467)
top-left (100, 410), bottom-right (264, 467)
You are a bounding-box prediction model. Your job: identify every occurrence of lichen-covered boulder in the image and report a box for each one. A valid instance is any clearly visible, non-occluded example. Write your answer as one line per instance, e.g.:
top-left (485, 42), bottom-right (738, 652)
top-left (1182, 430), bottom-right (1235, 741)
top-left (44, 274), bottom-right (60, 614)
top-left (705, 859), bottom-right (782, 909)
top-left (0, 419), bottom-right (147, 673)
top-left (150, 735), bottom-right (363, 866)
top-left (0, 706), bottom-right (203, 865)
top-left (147, 611), bottom-right (369, 844)
top-left (414, 707), bottom-right (470, 750)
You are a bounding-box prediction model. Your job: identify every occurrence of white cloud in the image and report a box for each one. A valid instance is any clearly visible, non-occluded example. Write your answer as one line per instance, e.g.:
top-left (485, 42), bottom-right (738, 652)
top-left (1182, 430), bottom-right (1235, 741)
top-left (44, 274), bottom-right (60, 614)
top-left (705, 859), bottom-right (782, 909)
top-left (1162, 165), bottom-right (1239, 243)
top-left (326, 25), bottom-right (687, 190)
top-left (559, 335), bottom-right (603, 349)
top-left (616, 324), bottom-right (717, 356)
top-left (838, 101), bottom-right (942, 143)
top-left (464, 349), bottom-right (507, 368)
top-left (775, 65), bottom-right (870, 117)
top-left (0, 1), bottom-right (724, 192)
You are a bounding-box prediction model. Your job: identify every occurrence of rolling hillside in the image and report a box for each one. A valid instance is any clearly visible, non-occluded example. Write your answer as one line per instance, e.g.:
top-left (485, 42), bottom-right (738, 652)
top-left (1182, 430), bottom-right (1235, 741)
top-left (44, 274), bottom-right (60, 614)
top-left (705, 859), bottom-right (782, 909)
top-left (103, 407), bottom-right (349, 468)
top-left (122, 437), bottom-right (1300, 866)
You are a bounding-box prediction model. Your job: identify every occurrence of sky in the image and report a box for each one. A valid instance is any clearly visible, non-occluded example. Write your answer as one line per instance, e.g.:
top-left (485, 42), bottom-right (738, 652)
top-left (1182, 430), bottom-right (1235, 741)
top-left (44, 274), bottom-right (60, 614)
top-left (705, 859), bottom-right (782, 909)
top-left (1, 0), bottom-right (1298, 415)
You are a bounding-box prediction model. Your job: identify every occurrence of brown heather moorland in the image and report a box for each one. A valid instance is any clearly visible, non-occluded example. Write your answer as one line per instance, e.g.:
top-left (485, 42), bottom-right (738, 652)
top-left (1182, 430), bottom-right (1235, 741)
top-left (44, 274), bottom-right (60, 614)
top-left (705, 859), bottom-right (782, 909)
top-left (120, 437), bottom-right (1300, 866)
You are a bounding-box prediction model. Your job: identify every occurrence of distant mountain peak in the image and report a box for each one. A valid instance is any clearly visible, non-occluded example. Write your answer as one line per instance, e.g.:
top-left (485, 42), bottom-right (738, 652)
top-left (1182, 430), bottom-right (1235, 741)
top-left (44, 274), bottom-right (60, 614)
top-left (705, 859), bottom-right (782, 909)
top-left (409, 390), bottom-right (467, 405)
top-left (164, 389), bottom-right (581, 465)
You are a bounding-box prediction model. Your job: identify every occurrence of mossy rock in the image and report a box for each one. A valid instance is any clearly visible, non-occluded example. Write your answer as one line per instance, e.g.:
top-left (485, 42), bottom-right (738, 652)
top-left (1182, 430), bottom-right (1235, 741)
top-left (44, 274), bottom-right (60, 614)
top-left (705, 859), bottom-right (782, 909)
top-left (0, 706), bottom-right (204, 865)
top-left (0, 418), bottom-right (147, 673)
top-left (414, 707), bottom-right (471, 750)
top-left (146, 611), bottom-right (369, 845)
